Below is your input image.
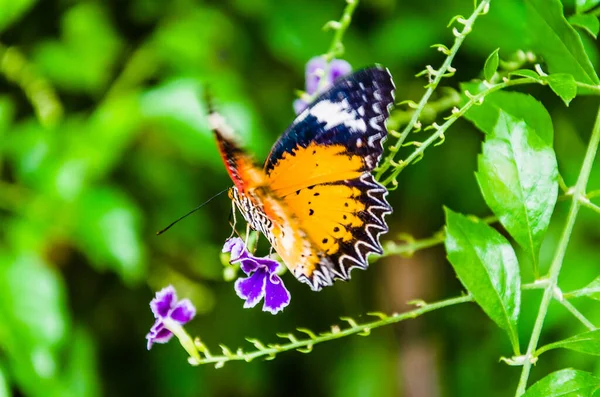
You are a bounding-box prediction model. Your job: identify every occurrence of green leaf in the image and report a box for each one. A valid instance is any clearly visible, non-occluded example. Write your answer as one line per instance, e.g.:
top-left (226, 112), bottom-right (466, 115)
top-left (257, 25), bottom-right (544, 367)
top-left (444, 208), bottom-right (521, 353)
top-left (0, 252), bottom-right (69, 348)
top-left (537, 330), bottom-right (600, 357)
top-left (0, 0), bottom-right (37, 32)
top-left (462, 84), bottom-right (554, 145)
top-left (476, 111), bottom-right (558, 270)
top-left (522, 368), bottom-right (600, 397)
top-left (74, 187), bottom-right (146, 284)
top-left (545, 73), bottom-right (578, 106)
top-left (0, 251), bottom-right (69, 397)
top-left (483, 48), bottom-right (500, 81)
top-left (576, 0), bottom-right (600, 14)
top-left (567, 276), bottom-right (600, 300)
top-left (508, 69), bottom-right (543, 82)
top-left (569, 14), bottom-right (600, 39)
top-left (33, 3), bottom-right (123, 93)
top-left (525, 0), bottom-right (600, 85)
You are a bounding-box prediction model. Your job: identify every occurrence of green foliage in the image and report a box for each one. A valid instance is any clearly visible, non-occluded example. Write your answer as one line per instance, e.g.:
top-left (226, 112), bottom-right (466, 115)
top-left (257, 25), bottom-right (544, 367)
top-left (483, 48), bottom-right (500, 81)
top-left (546, 73), bottom-right (578, 105)
top-left (522, 369), bottom-right (600, 397)
top-left (0, 0), bottom-right (37, 32)
top-left (463, 87), bottom-right (554, 144)
top-left (569, 14), bottom-right (600, 39)
top-left (1, 0), bottom-right (600, 396)
top-left (525, 0), bottom-right (599, 85)
top-left (537, 329), bottom-right (600, 357)
top-left (576, 0), bottom-right (600, 14)
top-left (567, 276), bottom-right (600, 300)
top-left (444, 208), bottom-right (521, 353)
top-left (476, 111), bottom-right (558, 271)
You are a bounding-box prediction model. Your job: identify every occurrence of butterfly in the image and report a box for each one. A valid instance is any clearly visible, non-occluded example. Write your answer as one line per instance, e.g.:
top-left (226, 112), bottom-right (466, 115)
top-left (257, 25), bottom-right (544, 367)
top-left (210, 66), bottom-right (395, 291)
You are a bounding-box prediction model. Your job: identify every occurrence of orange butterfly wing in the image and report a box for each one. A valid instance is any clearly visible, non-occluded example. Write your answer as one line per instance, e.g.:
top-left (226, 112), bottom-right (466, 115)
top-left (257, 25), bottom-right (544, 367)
top-left (263, 67), bottom-right (396, 289)
top-left (213, 66), bottom-right (395, 290)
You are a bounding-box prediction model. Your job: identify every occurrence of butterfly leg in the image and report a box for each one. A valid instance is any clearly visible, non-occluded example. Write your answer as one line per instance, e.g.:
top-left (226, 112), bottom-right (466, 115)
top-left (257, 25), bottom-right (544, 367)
top-left (228, 200), bottom-right (237, 239)
top-left (244, 223), bottom-right (252, 247)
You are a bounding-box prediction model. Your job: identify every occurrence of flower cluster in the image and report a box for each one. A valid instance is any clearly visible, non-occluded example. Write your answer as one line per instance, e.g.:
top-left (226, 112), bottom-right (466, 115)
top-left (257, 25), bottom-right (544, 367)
top-left (293, 56), bottom-right (352, 114)
top-left (223, 237), bottom-right (290, 314)
top-left (146, 286), bottom-right (196, 350)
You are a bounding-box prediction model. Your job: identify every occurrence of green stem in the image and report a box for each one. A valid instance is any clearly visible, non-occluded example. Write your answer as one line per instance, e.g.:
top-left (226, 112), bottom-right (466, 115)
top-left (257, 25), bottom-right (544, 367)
top-left (191, 295), bottom-right (472, 367)
top-left (580, 197), bottom-right (600, 215)
top-left (376, 0), bottom-right (490, 181)
top-left (380, 77), bottom-right (538, 188)
top-left (387, 89), bottom-right (462, 131)
top-left (576, 81), bottom-right (600, 95)
top-left (556, 298), bottom-right (596, 331)
top-left (323, 0), bottom-right (358, 61)
top-left (163, 318), bottom-right (202, 363)
top-left (514, 104), bottom-right (600, 396)
top-left (305, 0), bottom-right (359, 102)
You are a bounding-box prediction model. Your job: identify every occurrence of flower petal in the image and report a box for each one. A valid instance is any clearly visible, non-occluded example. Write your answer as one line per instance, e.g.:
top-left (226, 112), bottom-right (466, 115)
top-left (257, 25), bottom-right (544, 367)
top-left (328, 59), bottom-right (352, 82)
top-left (222, 237), bottom-right (245, 260)
top-left (263, 273), bottom-right (291, 315)
top-left (170, 298), bottom-right (196, 324)
top-left (146, 321), bottom-right (174, 349)
top-left (305, 56), bottom-right (327, 94)
top-left (234, 269), bottom-right (268, 308)
top-left (150, 285), bottom-right (177, 318)
top-left (293, 98), bottom-right (308, 115)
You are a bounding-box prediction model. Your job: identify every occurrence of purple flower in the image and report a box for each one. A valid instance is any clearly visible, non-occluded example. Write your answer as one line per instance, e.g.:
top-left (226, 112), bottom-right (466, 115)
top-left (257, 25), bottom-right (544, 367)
top-left (223, 238), bottom-right (291, 314)
top-left (294, 56), bottom-right (352, 114)
top-left (146, 286), bottom-right (196, 350)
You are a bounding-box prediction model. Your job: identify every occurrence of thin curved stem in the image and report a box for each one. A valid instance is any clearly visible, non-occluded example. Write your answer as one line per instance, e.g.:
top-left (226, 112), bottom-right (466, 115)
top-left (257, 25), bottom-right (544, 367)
top-left (515, 104), bottom-right (600, 396)
top-left (556, 299), bottom-right (596, 331)
top-left (380, 77), bottom-right (539, 188)
top-left (376, 0), bottom-right (490, 181)
top-left (190, 295), bottom-right (473, 367)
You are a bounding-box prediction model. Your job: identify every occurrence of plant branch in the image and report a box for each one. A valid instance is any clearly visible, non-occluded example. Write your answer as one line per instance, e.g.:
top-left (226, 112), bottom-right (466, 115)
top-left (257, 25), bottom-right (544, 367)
top-left (379, 77), bottom-right (539, 188)
top-left (375, 0), bottom-right (490, 182)
top-left (575, 81), bottom-right (600, 95)
top-left (514, 104), bottom-right (600, 396)
top-left (580, 197), bottom-right (600, 215)
top-left (380, 215), bottom-right (497, 258)
top-left (556, 298), bottom-right (596, 331)
top-left (322, 0), bottom-right (358, 62)
top-left (189, 294), bottom-right (473, 367)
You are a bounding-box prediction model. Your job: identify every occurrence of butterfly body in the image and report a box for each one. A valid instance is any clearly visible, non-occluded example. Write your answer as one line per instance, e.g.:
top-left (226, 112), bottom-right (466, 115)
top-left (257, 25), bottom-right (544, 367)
top-left (212, 66), bottom-right (395, 290)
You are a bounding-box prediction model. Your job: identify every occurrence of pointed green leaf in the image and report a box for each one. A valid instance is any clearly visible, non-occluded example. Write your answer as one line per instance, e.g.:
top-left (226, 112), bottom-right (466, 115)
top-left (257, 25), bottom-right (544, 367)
top-left (569, 14), bottom-right (600, 39)
top-left (462, 83), bottom-right (554, 145)
top-left (545, 73), bottom-right (578, 106)
top-left (444, 208), bottom-right (521, 352)
top-left (476, 111), bottom-right (558, 269)
top-left (576, 0), bottom-right (600, 14)
top-left (484, 48), bottom-right (500, 81)
top-left (522, 368), bottom-right (600, 397)
top-left (508, 69), bottom-right (544, 82)
top-left (537, 330), bottom-right (600, 357)
top-left (567, 276), bottom-right (600, 300)
top-left (525, 0), bottom-right (600, 85)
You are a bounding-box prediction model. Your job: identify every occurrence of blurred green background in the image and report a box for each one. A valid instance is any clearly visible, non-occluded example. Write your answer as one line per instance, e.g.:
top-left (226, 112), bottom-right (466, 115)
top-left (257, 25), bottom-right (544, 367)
top-left (1, 0), bottom-right (599, 396)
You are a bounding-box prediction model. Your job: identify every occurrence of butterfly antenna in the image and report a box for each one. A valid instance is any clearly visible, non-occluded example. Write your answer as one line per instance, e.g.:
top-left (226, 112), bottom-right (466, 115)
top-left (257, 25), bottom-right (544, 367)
top-left (156, 187), bottom-right (230, 235)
